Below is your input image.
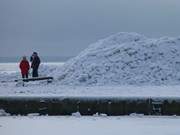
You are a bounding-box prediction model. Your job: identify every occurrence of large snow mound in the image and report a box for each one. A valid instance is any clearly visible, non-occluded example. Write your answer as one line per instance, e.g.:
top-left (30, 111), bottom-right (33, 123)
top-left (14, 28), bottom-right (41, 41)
top-left (57, 32), bottom-right (180, 86)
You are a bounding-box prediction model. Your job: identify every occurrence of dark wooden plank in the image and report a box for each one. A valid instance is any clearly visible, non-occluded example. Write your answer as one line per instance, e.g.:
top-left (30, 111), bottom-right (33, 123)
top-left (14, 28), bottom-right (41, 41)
top-left (15, 77), bottom-right (53, 82)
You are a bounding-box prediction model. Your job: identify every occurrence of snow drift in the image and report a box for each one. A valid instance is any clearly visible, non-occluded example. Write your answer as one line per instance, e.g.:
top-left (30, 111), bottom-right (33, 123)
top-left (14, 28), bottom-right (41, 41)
top-left (57, 32), bottom-right (180, 86)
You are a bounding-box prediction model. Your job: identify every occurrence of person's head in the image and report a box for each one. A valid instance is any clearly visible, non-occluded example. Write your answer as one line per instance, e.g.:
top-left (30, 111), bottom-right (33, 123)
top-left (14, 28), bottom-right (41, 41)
top-left (22, 56), bottom-right (27, 61)
top-left (33, 52), bottom-right (38, 57)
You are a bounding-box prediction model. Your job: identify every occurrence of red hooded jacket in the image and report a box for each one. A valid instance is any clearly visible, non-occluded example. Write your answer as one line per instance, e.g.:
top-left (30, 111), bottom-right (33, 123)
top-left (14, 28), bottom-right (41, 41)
top-left (19, 60), bottom-right (30, 75)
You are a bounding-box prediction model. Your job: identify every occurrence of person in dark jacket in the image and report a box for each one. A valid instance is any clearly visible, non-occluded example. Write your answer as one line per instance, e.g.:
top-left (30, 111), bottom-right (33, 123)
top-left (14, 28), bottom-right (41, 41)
top-left (30, 52), bottom-right (41, 77)
top-left (19, 56), bottom-right (30, 79)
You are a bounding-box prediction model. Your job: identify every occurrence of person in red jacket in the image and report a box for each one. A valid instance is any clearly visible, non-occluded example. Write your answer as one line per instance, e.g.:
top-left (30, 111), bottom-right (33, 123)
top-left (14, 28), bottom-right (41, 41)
top-left (19, 56), bottom-right (30, 79)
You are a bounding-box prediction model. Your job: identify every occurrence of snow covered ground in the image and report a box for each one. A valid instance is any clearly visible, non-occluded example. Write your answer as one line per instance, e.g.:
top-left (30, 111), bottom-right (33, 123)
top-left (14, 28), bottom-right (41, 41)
top-left (0, 62), bottom-right (64, 84)
top-left (1, 84), bottom-right (180, 98)
top-left (0, 116), bottom-right (180, 135)
top-left (1, 62), bottom-right (180, 97)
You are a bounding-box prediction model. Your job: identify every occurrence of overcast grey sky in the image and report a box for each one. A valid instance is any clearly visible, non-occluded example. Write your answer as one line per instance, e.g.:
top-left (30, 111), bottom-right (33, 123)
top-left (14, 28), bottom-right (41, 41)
top-left (0, 0), bottom-right (180, 57)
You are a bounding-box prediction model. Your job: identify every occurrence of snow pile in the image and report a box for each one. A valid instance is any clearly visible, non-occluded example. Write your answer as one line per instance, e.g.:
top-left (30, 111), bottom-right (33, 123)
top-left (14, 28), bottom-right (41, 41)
top-left (0, 109), bottom-right (10, 116)
top-left (39, 63), bottom-right (64, 77)
top-left (27, 113), bottom-right (40, 117)
top-left (57, 32), bottom-right (180, 86)
top-left (72, 112), bottom-right (81, 117)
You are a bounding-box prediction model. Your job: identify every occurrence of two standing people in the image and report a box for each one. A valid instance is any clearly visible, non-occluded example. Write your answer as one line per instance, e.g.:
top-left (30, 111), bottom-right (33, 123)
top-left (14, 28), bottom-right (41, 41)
top-left (19, 52), bottom-right (41, 79)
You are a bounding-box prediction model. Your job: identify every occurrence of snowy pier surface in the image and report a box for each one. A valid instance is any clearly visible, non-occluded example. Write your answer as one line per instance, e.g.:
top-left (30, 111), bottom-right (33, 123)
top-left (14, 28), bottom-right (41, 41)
top-left (0, 116), bottom-right (180, 135)
top-left (1, 95), bottom-right (180, 116)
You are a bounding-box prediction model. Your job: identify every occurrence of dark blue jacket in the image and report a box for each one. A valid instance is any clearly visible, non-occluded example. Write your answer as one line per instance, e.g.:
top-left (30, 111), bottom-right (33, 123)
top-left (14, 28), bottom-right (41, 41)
top-left (31, 56), bottom-right (41, 69)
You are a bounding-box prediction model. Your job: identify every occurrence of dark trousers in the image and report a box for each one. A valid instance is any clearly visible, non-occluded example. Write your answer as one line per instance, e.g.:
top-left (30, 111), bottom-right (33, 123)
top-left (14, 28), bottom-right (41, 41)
top-left (32, 68), bottom-right (38, 77)
top-left (22, 74), bottom-right (28, 79)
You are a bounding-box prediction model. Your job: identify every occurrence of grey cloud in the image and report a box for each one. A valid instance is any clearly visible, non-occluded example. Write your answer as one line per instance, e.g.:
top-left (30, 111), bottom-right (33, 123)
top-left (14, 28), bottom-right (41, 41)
top-left (0, 0), bottom-right (180, 57)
